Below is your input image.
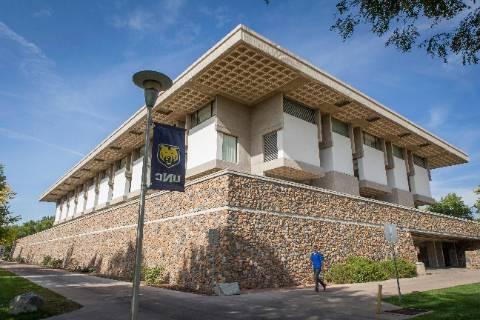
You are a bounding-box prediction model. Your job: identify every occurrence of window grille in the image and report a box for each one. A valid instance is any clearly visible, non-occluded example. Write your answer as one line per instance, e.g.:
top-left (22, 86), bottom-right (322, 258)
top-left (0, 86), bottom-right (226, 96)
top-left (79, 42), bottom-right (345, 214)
top-left (413, 155), bottom-right (427, 168)
top-left (283, 98), bottom-right (316, 124)
top-left (332, 118), bottom-right (349, 137)
top-left (263, 131), bottom-right (278, 162)
top-left (222, 133), bottom-right (237, 163)
top-left (363, 132), bottom-right (382, 151)
top-left (392, 145), bottom-right (404, 159)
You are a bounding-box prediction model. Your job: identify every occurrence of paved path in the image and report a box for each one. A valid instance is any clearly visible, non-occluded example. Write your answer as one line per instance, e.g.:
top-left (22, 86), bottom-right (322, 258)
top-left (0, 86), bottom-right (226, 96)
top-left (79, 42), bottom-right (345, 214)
top-left (1, 262), bottom-right (479, 320)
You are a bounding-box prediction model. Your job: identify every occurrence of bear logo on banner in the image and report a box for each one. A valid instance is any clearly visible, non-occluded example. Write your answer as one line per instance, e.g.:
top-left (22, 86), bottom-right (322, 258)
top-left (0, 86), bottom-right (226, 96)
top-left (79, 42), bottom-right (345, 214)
top-left (158, 144), bottom-right (180, 168)
top-left (150, 123), bottom-right (186, 192)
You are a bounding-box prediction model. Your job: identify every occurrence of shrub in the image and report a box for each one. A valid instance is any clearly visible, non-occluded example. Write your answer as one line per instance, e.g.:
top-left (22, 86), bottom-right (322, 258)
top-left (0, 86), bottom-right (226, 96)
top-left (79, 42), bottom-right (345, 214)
top-left (42, 255), bottom-right (53, 267)
top-left (324, 256), bottom-right (416, 284)
top-left (142, 266), bottom-right (168, 286)
top-left (14, 256), bottom-right (26, 264)
top-left (41, 255), bottom-right (63, 269)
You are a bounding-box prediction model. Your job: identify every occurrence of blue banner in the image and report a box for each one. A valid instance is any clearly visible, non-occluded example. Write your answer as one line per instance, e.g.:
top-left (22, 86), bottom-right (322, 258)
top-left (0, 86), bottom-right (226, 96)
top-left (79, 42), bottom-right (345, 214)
top-left (150, 123), bottom-right (186, 192)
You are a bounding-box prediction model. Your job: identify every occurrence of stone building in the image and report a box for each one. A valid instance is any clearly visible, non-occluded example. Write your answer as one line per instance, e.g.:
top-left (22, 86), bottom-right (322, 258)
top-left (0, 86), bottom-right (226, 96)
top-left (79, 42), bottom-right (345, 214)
top-left (13, 25), bottom-right (480, 292)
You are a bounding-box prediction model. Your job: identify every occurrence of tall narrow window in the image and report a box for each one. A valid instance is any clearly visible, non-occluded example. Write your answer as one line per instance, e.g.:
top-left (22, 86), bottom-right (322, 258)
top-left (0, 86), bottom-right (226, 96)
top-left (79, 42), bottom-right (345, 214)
top-left (283, 98), bottom-right (316, 124)
top-left (263, 131), bottom-right (278, 162)
top-left (332, 118), bottom-right (349, 137)
top-left (190, 101), bottom-right (215, 128)
top-left (222, 133), bottom-right (237, 163)
top-left (392, 145), bottom-right (404, 159)
top-left (413, 155), bottom-right (427, 168)
top-left (363, 132), bottom-right (382, 150)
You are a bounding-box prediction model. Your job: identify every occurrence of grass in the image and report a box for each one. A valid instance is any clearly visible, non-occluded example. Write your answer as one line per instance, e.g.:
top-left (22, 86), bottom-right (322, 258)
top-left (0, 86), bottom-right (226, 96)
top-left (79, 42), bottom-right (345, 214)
top-left (384, 283), bottom-right (480, 320)
top-left (0, 268), bottom-right (81, 320)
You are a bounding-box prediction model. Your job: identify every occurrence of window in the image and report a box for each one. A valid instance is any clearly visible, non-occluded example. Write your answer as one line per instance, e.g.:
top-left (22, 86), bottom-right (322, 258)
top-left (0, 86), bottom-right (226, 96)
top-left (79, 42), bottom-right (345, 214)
top-left (263, 131), bottom-right (278, 162)
top-left (283, 98), bottom-right (316, 124)
top-left (114, 158), bottom-right (126, 171)
top-left (332, 118), bottom-right (349, 137)
top-left (363, 132), bottom-right (382, 150)
top-left (190, 102), bottom-right (215, 127)
top-left (222, 133), bottom-right (237, 163)
top-left (413, 155), bottom-right (427, 168)
top-left (392, 145), bottom-right (404, 159)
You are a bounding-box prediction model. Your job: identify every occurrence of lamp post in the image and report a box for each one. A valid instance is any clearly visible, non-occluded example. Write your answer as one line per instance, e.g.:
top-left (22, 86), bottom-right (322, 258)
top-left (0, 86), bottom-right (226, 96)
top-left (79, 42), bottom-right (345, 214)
top-left (130, 70), bottom-right (172, 320)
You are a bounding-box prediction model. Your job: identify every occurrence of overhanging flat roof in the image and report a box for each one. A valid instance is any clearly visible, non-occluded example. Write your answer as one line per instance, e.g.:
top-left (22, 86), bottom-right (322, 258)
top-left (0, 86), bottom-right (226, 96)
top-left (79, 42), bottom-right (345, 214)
top-left (40, 25), bottom-right (469, 202)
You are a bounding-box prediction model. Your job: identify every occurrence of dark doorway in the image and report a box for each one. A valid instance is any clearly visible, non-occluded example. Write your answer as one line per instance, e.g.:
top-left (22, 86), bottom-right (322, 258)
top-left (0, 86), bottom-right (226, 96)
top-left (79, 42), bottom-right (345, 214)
top-left (442, 245), bottom-right (451, 267)
top-left (418, 245), bottom-right (429, 268)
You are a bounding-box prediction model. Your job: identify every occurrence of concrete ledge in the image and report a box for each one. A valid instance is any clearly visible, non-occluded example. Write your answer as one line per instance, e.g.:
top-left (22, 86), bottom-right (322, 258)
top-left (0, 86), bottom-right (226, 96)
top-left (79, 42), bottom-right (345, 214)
top-left (187, 159), bottom-right (246, 180)
top-left (414, 194), bottom-right (436, 206)
top-left (312, 171), bottom-right (360, 196)
top-left (110, 196), bottom-right (127, 205)
top-left (359, 179), bottom-right (392, 196)
top-left (94, 203), bottom-right (109, 210)
top-left (127, 190), bottom-right (141, 198)
top-left (382, 188), bottom-right (414, 207)
top-left (263, 158), bottom-right (324, 180)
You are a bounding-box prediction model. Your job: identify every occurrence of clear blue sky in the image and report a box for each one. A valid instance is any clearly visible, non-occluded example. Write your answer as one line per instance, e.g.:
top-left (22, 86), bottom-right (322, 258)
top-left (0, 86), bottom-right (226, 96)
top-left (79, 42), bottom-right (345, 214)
top-left (1, 0), bottom-right (479, 222)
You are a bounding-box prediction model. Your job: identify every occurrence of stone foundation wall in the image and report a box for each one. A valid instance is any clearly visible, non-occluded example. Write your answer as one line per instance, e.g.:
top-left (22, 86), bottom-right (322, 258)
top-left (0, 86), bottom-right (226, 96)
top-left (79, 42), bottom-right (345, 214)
top-left (13, 171), bottom-right (480, 293)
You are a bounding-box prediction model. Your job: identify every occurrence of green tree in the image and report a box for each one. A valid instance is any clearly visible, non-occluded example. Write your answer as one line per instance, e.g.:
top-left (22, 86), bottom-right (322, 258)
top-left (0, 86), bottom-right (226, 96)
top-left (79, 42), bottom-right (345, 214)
top-left (474, 186), bottom-right (480, 219)
top-left (328, 1), bottom-right (480, 65)
top-left (1, 216), bottom-right (54, 258)
top-left (0, 164), bottom-right (19, 236)
top-left (427, 192), bottom-right (474, 220)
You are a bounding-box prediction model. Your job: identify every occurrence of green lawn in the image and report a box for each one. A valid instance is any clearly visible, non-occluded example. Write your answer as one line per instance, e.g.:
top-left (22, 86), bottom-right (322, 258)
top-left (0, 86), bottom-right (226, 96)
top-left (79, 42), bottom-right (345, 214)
top-left (0, 268), bottom-right (81, 320)
top-left (384, 283), bottom-right (480, 320)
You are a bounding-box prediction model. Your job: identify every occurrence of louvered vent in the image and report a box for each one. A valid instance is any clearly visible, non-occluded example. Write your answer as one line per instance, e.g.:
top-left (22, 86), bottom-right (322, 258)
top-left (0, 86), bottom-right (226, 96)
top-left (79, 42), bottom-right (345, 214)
top-left (283, 98), bottom-right (316, 124)
top-left (263, 131), bottom-right (278, 162)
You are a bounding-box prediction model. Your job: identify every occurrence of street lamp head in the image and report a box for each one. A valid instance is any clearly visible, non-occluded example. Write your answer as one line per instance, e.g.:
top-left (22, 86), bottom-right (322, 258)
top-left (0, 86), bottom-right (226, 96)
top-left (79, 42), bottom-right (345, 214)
top-left (132, 70), bottom-right (173, 108)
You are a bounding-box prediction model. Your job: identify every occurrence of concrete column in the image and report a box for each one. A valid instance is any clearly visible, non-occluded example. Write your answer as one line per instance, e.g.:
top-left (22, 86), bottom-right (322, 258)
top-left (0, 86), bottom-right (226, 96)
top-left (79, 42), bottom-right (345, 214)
top-left (352, 127), bottom-right (364, 159)
top-left (406, 150), bottom-right (415, 177)
top-left (425, 158), bottom-right (432, 181)
top-left (318, 113), bottom-right (332, 149)
top-left (73, 188), bottom-right (79, 217)
top-left (107, 165), bottom-right (114, 204)
top-left (125, 153), bottom-right (133, 196)
top-left (379, 138), bottom-right (387, 166)
top-left (385, 141), bottom-right (394, 169)
top-left (65, 194), bottom-right (71, 220)
top-left (54, 201), bottom-right (61, 224)
top-left (93, 175), bottom-right (99, 208)
top-left (82, 184), bottom-right (88, 213)
top-left (435, 241), bottom-right (446, 268)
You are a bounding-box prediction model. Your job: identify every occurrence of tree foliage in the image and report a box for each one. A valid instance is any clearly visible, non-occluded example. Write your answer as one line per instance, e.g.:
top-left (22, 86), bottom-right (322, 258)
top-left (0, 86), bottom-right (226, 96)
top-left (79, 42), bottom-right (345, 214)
top-left (427, 192), bottom-right (474, 220)
top-left (1, 216), bottom-right (54, 257)
top-left (474, 186), bottom-right (480, 213)
top-left (330, 0), bottom-right (480, 64)
top-left (0, 164), bottom-right (19, 229)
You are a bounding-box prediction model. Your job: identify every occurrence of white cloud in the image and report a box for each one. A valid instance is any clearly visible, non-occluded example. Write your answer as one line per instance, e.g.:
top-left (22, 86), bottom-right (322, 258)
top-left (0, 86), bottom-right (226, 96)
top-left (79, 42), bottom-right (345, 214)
top-left (109, 0), bottom-right (185, 32)
top-left (0, 22), bottom-right (46, 58)
top-left (432, 185), bottom-right (477, 208)
top-left (426, 106), bottom-right (449, 130)
top-left (0, 21), bottom-right (114, 123)
top-left (33, 9), bottom-right (52, 18)
top-left (0, 127), bottom-right (84, 157)
top-left (199, 5), bottom-right (232, 28)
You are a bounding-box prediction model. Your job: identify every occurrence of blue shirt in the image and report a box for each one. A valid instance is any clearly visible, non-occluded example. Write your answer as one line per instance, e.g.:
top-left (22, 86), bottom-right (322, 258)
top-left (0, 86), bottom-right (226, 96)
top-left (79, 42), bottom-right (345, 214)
top-left (310, 252), bottom-right (324, 269)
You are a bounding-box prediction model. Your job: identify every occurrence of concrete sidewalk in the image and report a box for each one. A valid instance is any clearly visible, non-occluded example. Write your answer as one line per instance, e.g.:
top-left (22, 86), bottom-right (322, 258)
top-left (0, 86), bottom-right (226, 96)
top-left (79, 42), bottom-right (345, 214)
top-left (1, 261), bottom-right (479, 320)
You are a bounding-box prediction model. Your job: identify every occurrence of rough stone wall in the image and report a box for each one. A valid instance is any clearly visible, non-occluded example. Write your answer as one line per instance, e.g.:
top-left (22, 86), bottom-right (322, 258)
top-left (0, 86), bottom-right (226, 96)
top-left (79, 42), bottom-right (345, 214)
top-left (13, 175), bottom-right (230, 293)
top-left (13, 171), bottom-right (480, 293)
top-left (466, 250), bottom-right (480, 269)
top-left (228, 174), bottom-right (480, 238)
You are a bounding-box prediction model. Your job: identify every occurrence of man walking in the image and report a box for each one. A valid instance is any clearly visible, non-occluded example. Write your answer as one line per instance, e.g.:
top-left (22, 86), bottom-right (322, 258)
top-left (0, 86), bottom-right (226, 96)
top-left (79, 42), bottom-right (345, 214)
top-left (310, 250), bottom-right (326, 292)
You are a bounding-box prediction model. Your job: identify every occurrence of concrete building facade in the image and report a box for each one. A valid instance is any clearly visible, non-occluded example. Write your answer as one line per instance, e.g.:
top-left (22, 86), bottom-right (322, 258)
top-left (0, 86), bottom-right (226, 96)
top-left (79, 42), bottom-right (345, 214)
top-left (14, 26), bottom-right (479, 291)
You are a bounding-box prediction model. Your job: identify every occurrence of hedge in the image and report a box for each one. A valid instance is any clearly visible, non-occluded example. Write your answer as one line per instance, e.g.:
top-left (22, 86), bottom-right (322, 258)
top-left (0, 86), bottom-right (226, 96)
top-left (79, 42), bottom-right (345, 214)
top-left (324, 256), bottom-right (416, 284)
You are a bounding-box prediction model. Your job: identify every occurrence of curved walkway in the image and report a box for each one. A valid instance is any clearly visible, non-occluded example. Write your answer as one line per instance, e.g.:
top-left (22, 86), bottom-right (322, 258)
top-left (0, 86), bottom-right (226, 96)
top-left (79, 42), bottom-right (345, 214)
top-left (1, 262), bottom-right (479, 320)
